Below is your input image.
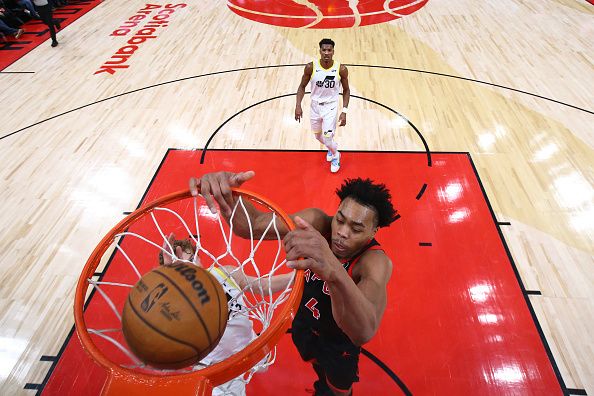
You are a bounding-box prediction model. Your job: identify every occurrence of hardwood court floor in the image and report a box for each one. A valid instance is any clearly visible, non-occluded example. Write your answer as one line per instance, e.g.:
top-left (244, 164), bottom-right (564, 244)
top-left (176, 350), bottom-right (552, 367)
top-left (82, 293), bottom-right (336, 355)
top-left (0, 0), bottom-right (592, 395)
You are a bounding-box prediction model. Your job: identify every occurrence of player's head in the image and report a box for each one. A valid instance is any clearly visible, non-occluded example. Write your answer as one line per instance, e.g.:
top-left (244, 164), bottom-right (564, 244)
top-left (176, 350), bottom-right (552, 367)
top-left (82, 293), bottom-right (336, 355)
top-left (159, 235), bottom-right (202, 267)
top-left (319, 38), bottom-right (335, 62)
top-left (331, 178), bottom-right (397, 258)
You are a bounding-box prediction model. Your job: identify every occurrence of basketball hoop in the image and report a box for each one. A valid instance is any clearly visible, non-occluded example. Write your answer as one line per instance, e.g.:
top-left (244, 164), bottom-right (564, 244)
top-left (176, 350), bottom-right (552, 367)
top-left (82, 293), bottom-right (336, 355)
top-left (74, 188), bottom-right (303, 395)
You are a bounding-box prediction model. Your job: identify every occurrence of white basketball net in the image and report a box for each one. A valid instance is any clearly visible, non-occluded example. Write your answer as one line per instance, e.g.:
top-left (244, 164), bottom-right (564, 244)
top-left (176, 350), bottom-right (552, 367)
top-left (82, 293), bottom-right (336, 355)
top-left (83, 194), bottom-right (295, 394)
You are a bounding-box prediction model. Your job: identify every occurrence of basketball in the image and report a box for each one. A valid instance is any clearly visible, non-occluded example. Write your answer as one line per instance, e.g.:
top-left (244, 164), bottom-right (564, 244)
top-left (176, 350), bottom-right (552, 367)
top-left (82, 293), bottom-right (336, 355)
top-left (121, 262), bottom-right (229, 369)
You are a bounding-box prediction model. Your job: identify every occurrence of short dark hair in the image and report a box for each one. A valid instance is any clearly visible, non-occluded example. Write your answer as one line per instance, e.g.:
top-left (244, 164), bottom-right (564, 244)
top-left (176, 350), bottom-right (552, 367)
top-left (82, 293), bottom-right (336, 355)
top-left (336, 178), bottom-right (397, 228)
top-left (319, 38), bottom-right (335, 48)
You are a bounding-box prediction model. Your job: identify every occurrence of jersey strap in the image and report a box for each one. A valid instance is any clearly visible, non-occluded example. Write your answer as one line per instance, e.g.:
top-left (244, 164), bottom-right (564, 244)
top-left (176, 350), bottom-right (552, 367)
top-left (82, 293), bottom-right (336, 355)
top-left (346, 240), bottom-right (384, 278)
top-left (211, 266), bottom-right (240, 290)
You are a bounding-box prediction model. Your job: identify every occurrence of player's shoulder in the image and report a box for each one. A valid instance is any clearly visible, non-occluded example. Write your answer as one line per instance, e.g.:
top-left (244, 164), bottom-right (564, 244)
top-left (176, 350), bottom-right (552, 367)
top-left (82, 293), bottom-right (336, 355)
top-left (292, 207), bottom-right (332, 234)
top-left (356, 249), bottom-right (392, 279)
top-left (304, 61), bottom-right (314, 71)
top-left (361, 247), bottom-right (390, 262)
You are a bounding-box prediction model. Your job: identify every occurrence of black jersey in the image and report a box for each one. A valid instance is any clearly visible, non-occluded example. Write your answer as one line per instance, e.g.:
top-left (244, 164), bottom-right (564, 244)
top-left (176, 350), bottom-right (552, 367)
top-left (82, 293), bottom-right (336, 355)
top-left (293, 239), bottom-right (383, 345)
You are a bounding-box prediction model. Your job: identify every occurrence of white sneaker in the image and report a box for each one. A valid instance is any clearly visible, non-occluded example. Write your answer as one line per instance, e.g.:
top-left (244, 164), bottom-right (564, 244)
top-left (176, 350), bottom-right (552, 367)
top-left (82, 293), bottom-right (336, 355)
top-left (326, 150), bottom-right (333, 162)
top-left (330, 152), bottom-right (341, 173)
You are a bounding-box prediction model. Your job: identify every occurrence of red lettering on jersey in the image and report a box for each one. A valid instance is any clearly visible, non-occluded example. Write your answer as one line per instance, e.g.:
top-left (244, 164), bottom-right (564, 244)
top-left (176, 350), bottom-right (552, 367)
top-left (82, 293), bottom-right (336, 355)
top-left (311, 272), bottom-right (322, 281)
top-left (305, 298), bottom-right (320, 319)
top-left (322, 282), bottom-right (330, 296)
top-left (304, 269), bottom-right (311, 282)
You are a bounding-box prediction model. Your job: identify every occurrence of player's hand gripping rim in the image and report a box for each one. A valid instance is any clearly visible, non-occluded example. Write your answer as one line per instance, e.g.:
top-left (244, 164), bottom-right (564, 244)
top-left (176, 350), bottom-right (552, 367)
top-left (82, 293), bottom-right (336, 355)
top-left (189, 170), bottom-right (256, 217)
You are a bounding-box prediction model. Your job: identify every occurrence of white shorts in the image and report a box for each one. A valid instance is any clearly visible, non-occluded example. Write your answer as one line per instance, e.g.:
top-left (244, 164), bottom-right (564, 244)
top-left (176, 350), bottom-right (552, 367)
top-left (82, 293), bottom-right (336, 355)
top-left (213, 376), bottom-right (246, 396)
top-left (310, 100), bottom-right (339, 137)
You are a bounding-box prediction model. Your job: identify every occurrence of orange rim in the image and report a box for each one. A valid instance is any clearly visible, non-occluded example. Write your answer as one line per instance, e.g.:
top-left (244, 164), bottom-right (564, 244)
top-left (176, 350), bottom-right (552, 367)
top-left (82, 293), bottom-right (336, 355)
top-left (74, 188), bottom-right (302, 392)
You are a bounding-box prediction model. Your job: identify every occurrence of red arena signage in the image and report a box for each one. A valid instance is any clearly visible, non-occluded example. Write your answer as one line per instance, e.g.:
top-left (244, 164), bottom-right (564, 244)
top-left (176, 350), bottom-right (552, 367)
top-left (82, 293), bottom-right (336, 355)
top-left (227, 0), bottom-right (429, 29)
top-left (95, 3), bottom-right (186, 75)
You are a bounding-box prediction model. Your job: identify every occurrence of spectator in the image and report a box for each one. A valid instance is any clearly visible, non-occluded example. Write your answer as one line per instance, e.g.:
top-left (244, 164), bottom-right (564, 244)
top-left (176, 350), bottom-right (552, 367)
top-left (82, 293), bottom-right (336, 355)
top-left (33, 0), bottom-right (59, 47)
top-left (0, 17), bottom-right (23, 40)
top-left (0, 1), bottom-right (25, 28)
top-left (15, 0), bottom-right (40, 19)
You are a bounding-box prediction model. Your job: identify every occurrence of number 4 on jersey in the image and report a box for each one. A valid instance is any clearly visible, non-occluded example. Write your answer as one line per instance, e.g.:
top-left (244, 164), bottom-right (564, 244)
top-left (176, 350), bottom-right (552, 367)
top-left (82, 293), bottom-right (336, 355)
top-left (305, 298), bottom-right (320, 319)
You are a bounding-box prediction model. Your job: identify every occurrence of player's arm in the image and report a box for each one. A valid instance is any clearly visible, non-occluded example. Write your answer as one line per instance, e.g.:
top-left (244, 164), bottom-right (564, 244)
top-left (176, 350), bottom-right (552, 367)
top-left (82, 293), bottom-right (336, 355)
top-left (295, 62), bottom-right (313, 122)
top-left (284, 217), bottom-right (392, 345)
top-left (338, 65), bottom-right (350, 126)
top-left (190, 171), bottom-right (331, 239)
top-left (229, 270), bottom-right (295, 294)
top-left (328, 251), bottom-right (392, 345)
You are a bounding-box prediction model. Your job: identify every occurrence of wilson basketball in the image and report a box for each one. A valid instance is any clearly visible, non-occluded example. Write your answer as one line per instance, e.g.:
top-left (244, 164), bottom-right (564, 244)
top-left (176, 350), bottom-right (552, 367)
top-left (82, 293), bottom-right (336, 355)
top-left (122, 262), bottom-right (229, 369)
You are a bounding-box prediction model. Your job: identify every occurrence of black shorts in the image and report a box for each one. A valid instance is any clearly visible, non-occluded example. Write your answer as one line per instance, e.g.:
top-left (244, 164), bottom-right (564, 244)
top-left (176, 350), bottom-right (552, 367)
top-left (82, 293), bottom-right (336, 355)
top-left (291, 325), bottom-right (361, 391)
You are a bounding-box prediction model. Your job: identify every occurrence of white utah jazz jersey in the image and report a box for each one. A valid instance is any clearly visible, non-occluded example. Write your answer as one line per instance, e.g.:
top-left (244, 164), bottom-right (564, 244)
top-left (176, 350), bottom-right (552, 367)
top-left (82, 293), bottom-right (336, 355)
top-left (310, 59), bottom-right (341, 103)
top-left (200, 267), bottom-right (255, 366)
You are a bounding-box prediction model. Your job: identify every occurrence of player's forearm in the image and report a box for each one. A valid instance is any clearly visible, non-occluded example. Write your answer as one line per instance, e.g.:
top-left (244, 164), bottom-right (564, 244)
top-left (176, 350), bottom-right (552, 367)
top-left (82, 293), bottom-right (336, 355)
top-left (238, 272), bottom-right (294, 294)
top-left (342, 87), bottom-right (350, 108)
top-left (327, 270), bottom-right (378, 345)
top-left (224, 200), bottom-right (288, 240)
top-left (270, 272), bottom-right (294, 293)
top-left (222, 199), bottom-right (258, 238)
top-left (296, 86), bottom-right (306, 107)
top-left (264, 272), bottom-right (294, 293)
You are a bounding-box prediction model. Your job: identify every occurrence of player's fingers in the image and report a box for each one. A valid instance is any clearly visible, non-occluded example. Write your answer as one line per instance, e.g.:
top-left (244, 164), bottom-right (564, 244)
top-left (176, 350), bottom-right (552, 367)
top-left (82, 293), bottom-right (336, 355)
top-left (283, 233), bottom-right (312, 260)
top-left (200, 176), bottom-right (218, 214)
top-left (230, 171), bottom-right (255, 186)
top-left (209, 178), bottom-right (230, 216)
top-left (216, 177), bottom-right (234, 215)
top-left (165, 233), bottom-right (175, 249)
top-left (189, 177), bottom-right (200, 196)
top-left (174, 246), bottom-right (184, 259)
top-left (283, 234), bottom-right (301, 259)
top-left (286, 258), bottom-right (312, 270)
top-left (284, 227), bottom-right (315, 245)
top-left (283, 228), bottom-right (305, 247)
top-left (294, 216), bottom-right (314, 231)
top-left (162, 234), bottom-right (172, 251)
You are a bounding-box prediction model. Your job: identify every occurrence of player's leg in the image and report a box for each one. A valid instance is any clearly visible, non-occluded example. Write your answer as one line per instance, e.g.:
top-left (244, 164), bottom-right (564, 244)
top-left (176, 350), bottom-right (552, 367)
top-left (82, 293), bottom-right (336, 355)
top-left (314, 131), bottom-right (325, 145)
top-left (311, 102), bottom-right (338, 164)
top-left (320, 105), bottom-right (340, 172)
top-left (310, 102), bottom-right (324, 144)
top-left (317, 344), bottom-right (360, 396)
top-left (292, 326), bottom-right (332, 394)
top-left (311, 361), bottom-right (333, 395)
top-left (320, 105), bottom-right (338, 157)
top-left (327, 383), bottom-right (352, 396)
top-left (314, 131), bottom-right (335, 163)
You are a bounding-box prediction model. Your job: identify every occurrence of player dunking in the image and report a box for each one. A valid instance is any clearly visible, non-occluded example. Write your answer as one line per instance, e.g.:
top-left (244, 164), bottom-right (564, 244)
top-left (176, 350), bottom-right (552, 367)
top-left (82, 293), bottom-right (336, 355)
top-left (295, 38), bottom-right (351, 173)
top-left (190, 170), bottom-right (397, 396)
